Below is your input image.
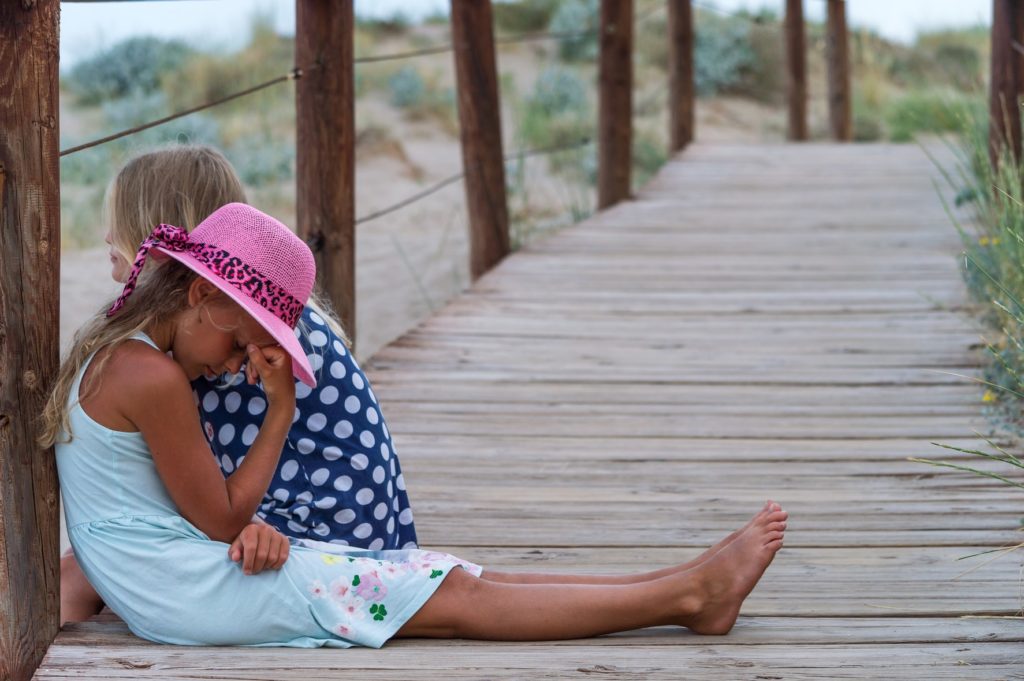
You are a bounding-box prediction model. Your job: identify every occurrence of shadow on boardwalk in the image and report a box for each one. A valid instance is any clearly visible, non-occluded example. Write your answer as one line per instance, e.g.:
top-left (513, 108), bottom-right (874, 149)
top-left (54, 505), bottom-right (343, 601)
top-left (40, 144), bottom-right (1024, 679)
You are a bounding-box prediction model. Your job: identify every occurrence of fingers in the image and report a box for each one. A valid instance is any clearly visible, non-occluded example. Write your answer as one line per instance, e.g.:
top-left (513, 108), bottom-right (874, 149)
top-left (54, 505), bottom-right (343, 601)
top-left (229, 532), bottom-right (244, 562)
top-left (235, 524), bottom-right (290, 575)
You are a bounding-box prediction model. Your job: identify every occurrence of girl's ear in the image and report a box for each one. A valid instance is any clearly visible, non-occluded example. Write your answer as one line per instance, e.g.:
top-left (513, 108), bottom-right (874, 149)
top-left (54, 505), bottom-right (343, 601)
top-left (186, 278), bottom-right (219, 307)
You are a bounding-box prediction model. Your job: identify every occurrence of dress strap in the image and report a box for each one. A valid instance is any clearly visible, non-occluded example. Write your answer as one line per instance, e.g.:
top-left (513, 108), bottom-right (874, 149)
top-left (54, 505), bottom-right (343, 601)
top-left (128, 331), bottom-right (161, 351)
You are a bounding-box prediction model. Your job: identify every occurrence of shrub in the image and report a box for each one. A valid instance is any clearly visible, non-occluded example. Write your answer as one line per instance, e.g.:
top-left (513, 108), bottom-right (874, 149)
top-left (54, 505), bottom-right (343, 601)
top-left (65, 37), bottom-right (193, 105)
top-left (517, 66), bottom-right (592, 155)
top-left (549, 0), bottom-right (599, 62)
top-left (494, 0), bottom-right (560, 34)
top-left (884, 90), bottom-right (976, 142)
top-left (388, 66), bottom-right (427, 108)
top-left (694, 15), bottom-right (754, 97)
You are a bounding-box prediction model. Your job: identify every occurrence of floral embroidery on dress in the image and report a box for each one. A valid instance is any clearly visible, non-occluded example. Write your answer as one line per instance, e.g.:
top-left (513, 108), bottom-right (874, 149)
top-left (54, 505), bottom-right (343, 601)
top-left (353, 571), bottom-right (387, 602)
top-left (309, 579), bottom-right (327, 599)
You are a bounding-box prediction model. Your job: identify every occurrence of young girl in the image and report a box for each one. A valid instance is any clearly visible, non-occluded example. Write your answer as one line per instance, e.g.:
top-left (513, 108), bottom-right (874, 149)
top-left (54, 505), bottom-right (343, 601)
top-left (61, 146), bottom-right (416, 623)
top-left (46, 202), bottom-right (786, 646)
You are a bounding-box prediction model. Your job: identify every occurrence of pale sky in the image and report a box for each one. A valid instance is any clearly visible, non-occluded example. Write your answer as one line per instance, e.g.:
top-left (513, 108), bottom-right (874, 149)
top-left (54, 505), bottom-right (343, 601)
top-left (60, 0), bottom-right (993, 70)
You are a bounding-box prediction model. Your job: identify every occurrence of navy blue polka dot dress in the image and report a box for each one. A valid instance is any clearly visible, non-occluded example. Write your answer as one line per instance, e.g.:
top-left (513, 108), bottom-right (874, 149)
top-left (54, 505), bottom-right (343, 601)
top-left (192, 308), bottom-right (418, 550)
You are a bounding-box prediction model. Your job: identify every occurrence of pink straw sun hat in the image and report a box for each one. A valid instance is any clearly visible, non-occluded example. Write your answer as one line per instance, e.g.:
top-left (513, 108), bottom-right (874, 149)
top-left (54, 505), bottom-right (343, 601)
top-left (107, 202), bottom-right (318, 387)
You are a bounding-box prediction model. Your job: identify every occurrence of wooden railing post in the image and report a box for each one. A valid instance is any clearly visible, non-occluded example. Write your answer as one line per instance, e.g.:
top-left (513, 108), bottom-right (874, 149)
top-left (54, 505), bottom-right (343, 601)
top-left (784, 0), bottom-right (808, 141)
top-left (598, 0), bottom-right (634, 208)
top-left (450, 0), bottom-right (510, 279)
top-left (0, 1), bottom-right (62, 678)
top-left (990, 0), bottom-right (1024, 165)
top-left (825, 0), bottom-right (852, 141)
top-left (668, 0), bottom-right (695, 152)
top-left (296, 0), bottom-right (357, 342)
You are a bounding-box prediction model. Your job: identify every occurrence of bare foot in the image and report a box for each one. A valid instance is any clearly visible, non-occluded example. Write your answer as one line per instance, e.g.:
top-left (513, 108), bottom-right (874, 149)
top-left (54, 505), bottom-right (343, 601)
top-left (678, 501), bottom-right (784, 572)
top-left (678, 505), bottom-right (786, 635)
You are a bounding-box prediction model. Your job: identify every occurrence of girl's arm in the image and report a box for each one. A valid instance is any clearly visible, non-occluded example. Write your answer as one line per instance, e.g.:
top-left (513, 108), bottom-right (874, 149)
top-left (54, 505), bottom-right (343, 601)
top-left (118, 343), bottom-right (295, 542)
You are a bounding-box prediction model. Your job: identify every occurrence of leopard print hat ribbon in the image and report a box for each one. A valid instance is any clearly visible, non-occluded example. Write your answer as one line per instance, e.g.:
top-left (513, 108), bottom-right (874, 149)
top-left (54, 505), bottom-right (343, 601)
top-left (106, 223), bottom-right (304, 328)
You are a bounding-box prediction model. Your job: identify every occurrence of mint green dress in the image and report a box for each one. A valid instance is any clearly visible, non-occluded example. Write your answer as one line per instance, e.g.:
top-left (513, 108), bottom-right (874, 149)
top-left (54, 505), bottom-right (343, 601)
top-left (56, 333), bottom-right (481, 647)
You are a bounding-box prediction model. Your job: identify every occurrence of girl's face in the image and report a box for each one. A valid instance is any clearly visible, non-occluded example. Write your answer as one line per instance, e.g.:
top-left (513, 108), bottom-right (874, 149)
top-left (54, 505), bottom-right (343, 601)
top-left (104, 229), bottom-right (132, 283)
top-left (172, 290), bottom-right (279, 382)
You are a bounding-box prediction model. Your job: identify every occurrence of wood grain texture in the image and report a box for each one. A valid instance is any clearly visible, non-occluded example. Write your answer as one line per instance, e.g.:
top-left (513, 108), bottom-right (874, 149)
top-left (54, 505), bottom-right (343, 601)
top-left (37, 144), bottom-right (1024, 678)
top-left (825, 0), bottom-right (852, 141)
top-left (295, 0), bottom-right (356, 341)
top-left (598, 0), bottom-right (633, 207)
top-left (0, 1), bottom-right (62, 679)
top-left (667, 0), bottom-right (695, 151)
top-left (989, 0), bottom-right (1024, 164)
top-left (784, 0), bottom-right (808, 141)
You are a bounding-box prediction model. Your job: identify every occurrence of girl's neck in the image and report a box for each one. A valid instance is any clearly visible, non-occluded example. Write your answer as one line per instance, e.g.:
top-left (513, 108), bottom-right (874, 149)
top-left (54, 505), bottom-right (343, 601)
top-left (142, 319), bottom-right (175, 354)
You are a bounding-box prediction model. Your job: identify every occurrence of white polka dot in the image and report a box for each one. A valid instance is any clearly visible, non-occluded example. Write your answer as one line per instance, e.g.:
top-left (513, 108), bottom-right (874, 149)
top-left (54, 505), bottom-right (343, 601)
top-left (330, 361), bottom-right (346, 379)
top-left (309, 311), bottom-right (325, 326)
top-left (392, 497), bottom-right (400, 512)
top-left (399, 508), bottom-right (414, 525)
top-left (307, 413), bottom-right (327, 432)
top-left (241, 424), bottom-right (259, 446)
top-left (236, 456), bottom-right (245, 468)
top-left (353, 523), bottom-right (372, 539)
top-left (387, 481), bottom-right (394, 498)
top-left (382, 423), bottom-right (390, 439)
top-left (295, 491), bottom-right (313, 504)
top-left (333, 340), bottom-right (347, 356)
top-left (308, 353), bottom-right (324, 372)
top-left (396, 473), bottom-right (406, 491)
top-left (355, 488), bottom-right (374, 505)
top-left (272, 488), bottom-right (289, 503)
top-left (224, 392), bottom-right (241, 413)
top-left (294, 327), bottom-right (302, 339)
top-left (334, 420), bottom-right (353, 439)
top-left (368, 388), bottom-right (378, 405)
top-left (218, 424), bottom-right (235, 446)
top-left (329, 539), bottom-right (350, 546)
top-left (296, 382), bottom-right (313, 400)
top-left (334, 475), bottom-right (352, 491)
top-left (292, 407), bottom-right (300, 424)
top-left (380, 443), bottom-right (390, 461)
top-left (386, 517), bottom-right (395, 535)
top-left (402, 541), bottom-right (417, 549)
top-left (334, 508), bottom-right (356, 524)
top-left (372, 465), bottom-right (385, 484)
top-left (220, 454), bottom-right (235, 473)
top-left (293, 506), bottom-right (310, 522)
top-left (344, 396), bottom-right (360, 414)
top-left (287, 520), bottom-right (306, 534)
top-left (281, 460), bottom-right (299, 481)
top-left (297, 438), bottom-right (315, 455)
top-left (313, 523), bottom-right (330, 536)
top-left (310, 468), bottom-right (330, 486)
top-left (366, 407), bottom-right (379, 425)
top-left (373, 502), bottom-right (388, 520)
top-left (192, 390), bottom-right (200, 406)
top-left (390, 459), bottom-right (397, 476)
top-left (323, 446), bottom-right (343, 461)
top-left (368, 538), bottom-right (384, 551)
top-left (350, 453), bottom-right (369, 471)
top-left (202, 392), bottom-right (219, 412)
top-left (352, 373), bottom-right (365, 390)
top-left (360, 430), bottom-right (375, 448)
top-left (314, 496), bottom-right (337, 509)
top-left (319, 386), bottom-right (339, 405)
top-left (248, 397), bottom-right (266, 415)
top-left (309, 330), bottom-right (328, 347)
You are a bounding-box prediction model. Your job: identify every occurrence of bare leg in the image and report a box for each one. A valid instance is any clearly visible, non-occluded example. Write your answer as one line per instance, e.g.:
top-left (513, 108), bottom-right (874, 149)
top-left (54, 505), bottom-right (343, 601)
top-left (481, 502), bottom-right (785, 586)
top-left (398, 508), bottom-right (784, 640)
top-left (61, 550), bottom-right (105, 625)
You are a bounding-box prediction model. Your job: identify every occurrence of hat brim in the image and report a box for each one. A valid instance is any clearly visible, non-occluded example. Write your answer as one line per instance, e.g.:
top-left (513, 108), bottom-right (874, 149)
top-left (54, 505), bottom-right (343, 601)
top-left (154, 247), bottom-right (317, 387)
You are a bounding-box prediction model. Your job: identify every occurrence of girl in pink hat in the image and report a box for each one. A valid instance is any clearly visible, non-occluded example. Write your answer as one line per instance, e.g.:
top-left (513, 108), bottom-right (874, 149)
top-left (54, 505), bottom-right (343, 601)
top-left (60, 146), bottom-right (417, 624)
top-left (45, 201), bottom-right (786, 646)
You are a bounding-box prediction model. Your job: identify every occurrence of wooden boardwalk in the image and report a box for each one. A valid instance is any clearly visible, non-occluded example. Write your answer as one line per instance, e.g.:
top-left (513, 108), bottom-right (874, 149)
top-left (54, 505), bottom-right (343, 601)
top-left (37, 144), bottom-right (1024, 679)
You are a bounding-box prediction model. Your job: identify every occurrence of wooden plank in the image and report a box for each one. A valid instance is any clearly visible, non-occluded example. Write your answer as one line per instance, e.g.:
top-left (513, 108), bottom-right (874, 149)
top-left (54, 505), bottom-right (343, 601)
top-left (598, 0), bottom-right (633, 207)
top-left (0, 1), bottom-right (62, 679)
top-left (450, 0), bottom-right (510, 279)
top-left (295, 0), bottom-right (357, 340)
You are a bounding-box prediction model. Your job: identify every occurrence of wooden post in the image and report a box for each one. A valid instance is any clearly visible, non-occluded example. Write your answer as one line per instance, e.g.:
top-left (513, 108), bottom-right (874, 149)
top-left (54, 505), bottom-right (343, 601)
top-left (825, 0), bottom-right (852, 141)
top-left (295, 0), bottom-right (356, 343)
top-left (450, 0), bottom-right (510, 279)
top-left (0, 1), bottom-right (62, 679)
top-left (598, 0), bottom-right (634, 208)
top-left (667, 0), bottom-right (694, 152)
top-left (784, 0), bottom-right (808, 141)
top-left (990, 0), bottom-right (1024, 165)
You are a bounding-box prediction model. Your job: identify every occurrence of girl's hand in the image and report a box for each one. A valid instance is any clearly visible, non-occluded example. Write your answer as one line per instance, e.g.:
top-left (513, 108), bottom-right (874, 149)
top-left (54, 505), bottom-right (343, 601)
top-left (245, 344), bottom-right (295, 406)
top-left (228, 522), bottom-right (290, 575)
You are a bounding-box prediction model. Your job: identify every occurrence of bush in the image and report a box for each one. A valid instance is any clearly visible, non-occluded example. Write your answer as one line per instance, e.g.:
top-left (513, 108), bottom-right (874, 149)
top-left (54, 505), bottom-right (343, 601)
top-left (388, 66), bottom-right (427, 108)
top-left (517, 66), bottom-right (592, 155)
top-left (66, 37), bottom-right (193, 106)
top-left (494, 0), bottom-right (560, 33)
top-left (884, 90), bottom-right (976, 142)
top-left (225, 136), bottom-right (295, 187)
top-left (549, 0), bottom-right (599, 62)
top-left (694, 15), bottom-right (754, 97)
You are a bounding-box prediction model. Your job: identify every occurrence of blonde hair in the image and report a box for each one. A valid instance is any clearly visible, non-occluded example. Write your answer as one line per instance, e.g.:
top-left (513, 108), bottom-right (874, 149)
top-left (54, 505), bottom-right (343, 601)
top-left (106, 144), bottom-right (350, 345)
top-left (40, 262), bottom-right (199, 447)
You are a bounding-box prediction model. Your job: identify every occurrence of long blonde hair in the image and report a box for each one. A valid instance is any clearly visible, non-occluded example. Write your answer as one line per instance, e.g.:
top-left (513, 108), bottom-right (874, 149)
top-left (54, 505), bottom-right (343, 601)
top-left (107, 144), bottom-right (350, 344)
top-left (40, 261), bottom-right (199, 447)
